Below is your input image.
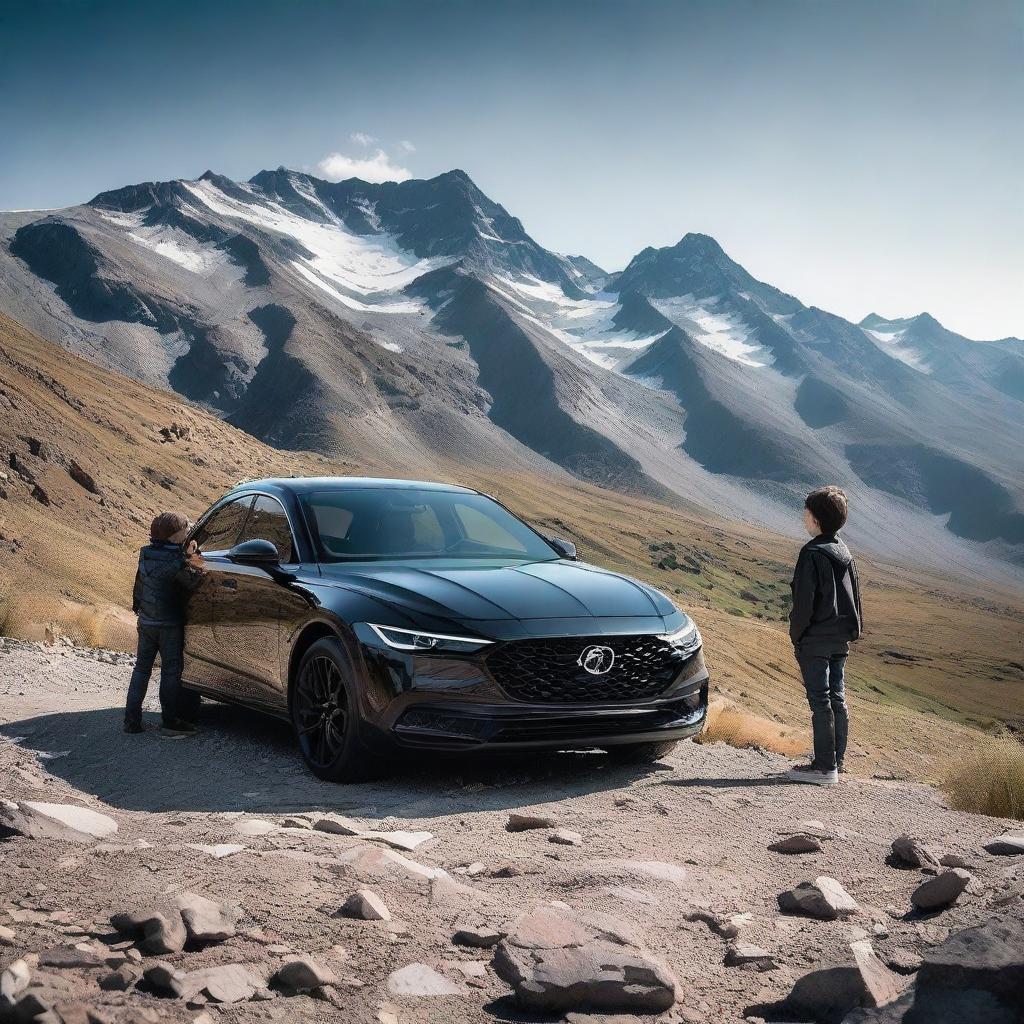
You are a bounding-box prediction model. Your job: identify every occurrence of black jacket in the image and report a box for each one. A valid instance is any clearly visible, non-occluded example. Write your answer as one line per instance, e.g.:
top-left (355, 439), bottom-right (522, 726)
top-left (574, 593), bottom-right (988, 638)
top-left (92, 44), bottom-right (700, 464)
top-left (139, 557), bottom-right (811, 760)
top-left (789, 534), bottom-right (864, 653)
top-left (131, 542), bottom-right (203, 627)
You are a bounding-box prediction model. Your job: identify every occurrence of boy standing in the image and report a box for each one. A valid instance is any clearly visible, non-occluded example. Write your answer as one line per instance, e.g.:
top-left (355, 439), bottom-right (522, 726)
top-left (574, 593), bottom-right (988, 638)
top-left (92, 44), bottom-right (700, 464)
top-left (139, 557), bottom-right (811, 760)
top-left (124, 511), bottom-right (203, 734)
top-left (785, 486), bottom-right (863, 785)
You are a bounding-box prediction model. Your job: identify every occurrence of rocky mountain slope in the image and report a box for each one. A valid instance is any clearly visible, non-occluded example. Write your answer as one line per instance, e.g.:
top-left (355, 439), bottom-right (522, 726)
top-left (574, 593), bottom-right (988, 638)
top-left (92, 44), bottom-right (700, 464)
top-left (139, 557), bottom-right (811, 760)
top-left (1, 169), bottom-right (1022, 576)
top-left (1, 638), bottom-right (1022, 1024)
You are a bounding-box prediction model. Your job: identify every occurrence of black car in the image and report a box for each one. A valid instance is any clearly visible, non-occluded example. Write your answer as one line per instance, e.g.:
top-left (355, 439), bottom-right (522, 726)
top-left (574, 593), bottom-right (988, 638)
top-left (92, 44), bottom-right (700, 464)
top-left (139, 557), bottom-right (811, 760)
top-left (181, 477), bottom-right (709, 780)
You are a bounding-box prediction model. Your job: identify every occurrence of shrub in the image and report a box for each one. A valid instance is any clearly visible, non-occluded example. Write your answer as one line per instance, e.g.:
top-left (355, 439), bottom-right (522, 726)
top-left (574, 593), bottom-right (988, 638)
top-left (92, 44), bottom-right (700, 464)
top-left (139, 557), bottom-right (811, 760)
top-left (697, 700), bottom-right (806, 757)
top-left (942, 738), bottom-right (1024, 820)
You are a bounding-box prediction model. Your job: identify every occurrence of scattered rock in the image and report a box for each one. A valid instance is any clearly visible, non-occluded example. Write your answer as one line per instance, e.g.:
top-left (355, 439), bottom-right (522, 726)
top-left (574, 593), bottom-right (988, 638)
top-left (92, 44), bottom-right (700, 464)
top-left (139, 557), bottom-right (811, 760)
top-left (341, 889), bottom-right (391, 922)
top-left (272, 957), bottom-right (337, 994)
top-left (187, 843), bottom-right (247, 859)
top-left (37, 946), bottom-right (106, 969)
top-left (506, 813), bottom-right (556, 832)
top-left (0, 800), bottom-right (118, 843)
top-left (725, 942), bottom-right (776, 970)
top-left (387, 963), bottom-right (467, 997)
top-left (779, 877), bottom-right (859, 920)
top-left (176, 893), bottom-right (237, 944)
top-left (549, 829), bottom-right (583, 846)
top-left (98, 965), bottom-right (141, 991)
top-left (180, 964), bottom-right (265, 1004)
top-left (769, 833), bottom-right (823, 854)
top-left (885, 949), bottom-right (922, 975)
top-left (938, 853), bottom-right (972, 869)
top-left (492, 904), bottom-right (677, 1013)
top-left (109, 910), bottom-right (187, 956)
top-left (983, 833), bottom-right (1024, 856)
top-left (143, 961), bottom-right (186, 997)
top-left (452, 924), bottom-right (505, 948)
top-left (0, 925), bottom-right (15, 946)
top-left (911, 868), bottom-right (971, 911)
top-left (311, 814), bottom-right (363, 836)
top-left (891, 835), bottom-right (941, 872)
top-left (234, 818), bottom-right (277, 836)
top-left (1, 958), bottom-right (31, 1005)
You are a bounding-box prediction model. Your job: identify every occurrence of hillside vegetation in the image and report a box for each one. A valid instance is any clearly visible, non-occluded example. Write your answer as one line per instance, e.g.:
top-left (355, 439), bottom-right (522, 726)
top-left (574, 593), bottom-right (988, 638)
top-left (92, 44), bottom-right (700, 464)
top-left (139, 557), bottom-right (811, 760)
top-left (1, 311), bottom-right (1022, 786)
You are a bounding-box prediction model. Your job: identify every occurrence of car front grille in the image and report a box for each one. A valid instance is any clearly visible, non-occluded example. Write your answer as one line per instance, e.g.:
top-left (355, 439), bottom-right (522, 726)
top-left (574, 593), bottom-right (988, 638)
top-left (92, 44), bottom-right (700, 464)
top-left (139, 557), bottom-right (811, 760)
top-left (484, 634), bottom-right (691, 703)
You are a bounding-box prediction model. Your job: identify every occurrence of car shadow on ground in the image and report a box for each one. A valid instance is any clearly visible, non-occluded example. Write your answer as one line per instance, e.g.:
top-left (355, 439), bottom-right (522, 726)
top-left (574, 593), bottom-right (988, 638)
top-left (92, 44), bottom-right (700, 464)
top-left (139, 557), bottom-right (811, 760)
top-left (2, 702), bottom-right (674, 820)
top-left (660, 776), bottom-right (793, 789)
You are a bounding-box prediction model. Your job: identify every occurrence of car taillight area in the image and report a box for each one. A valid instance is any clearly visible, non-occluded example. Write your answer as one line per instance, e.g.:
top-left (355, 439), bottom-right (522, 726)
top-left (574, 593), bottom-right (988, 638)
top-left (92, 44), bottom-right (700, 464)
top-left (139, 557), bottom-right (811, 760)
top-left (484, 633), bottom-right (699, 703)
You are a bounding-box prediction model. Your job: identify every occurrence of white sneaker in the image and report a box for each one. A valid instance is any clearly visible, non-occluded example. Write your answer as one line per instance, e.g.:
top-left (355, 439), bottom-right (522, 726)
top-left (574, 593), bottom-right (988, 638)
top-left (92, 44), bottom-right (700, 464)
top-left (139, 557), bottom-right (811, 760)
top-left (784, 763), bottom-right (839, 786)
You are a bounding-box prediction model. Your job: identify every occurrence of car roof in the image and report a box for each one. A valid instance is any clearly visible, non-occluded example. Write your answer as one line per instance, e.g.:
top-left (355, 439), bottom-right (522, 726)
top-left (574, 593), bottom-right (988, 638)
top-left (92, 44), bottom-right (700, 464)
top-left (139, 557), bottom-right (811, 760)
top-left (226, 476), bottom-right (479, 497)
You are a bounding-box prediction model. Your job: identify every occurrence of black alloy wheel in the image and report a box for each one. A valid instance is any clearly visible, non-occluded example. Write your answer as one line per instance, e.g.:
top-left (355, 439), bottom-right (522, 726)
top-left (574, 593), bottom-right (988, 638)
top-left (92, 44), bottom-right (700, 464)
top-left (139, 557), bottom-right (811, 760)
top-left (290, 636), bottom-right (382, 782)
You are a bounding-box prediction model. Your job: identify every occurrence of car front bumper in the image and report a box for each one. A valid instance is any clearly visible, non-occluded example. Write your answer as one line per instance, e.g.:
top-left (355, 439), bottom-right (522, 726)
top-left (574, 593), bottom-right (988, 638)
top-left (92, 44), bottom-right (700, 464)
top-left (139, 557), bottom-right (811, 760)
top-left (388, 677), bottom-right (709, 750)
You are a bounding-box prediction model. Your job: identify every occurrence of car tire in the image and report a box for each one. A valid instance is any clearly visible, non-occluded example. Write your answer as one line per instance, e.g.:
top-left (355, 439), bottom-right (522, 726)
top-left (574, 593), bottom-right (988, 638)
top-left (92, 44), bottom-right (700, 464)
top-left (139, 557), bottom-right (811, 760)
top-left (604, 740), bottom-right (679, 764)
top-left (290, 636), bottom-right (384, 782)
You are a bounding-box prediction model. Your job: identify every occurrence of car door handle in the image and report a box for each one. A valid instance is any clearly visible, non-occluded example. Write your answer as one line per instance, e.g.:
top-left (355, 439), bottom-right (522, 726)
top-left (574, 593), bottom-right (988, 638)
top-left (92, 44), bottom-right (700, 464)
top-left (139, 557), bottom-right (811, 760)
top-left (220, 578), bottom-right (238, 591)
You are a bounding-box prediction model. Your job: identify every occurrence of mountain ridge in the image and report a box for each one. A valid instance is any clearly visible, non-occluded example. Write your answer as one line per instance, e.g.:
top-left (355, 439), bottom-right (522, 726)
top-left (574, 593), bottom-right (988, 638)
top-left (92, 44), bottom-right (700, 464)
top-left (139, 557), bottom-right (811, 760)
top-left (1, 165), bottom-right (1022, 577)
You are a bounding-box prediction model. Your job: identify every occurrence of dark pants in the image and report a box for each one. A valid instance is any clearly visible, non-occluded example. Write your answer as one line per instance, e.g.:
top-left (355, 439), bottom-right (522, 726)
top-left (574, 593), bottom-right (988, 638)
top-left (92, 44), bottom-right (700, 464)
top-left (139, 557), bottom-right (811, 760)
top-left (126, 624), bottom-right (186, 724)
top-left (796, 651), bottom-right (849, 771)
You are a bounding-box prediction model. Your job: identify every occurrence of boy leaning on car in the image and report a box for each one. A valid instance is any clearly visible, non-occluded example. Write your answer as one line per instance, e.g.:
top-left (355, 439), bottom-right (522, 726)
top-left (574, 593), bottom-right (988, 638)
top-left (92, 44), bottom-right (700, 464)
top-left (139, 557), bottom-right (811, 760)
top-left (124, 511), bottom-right (205, 735)
top-left (785, 485), bottom-right (864, 786)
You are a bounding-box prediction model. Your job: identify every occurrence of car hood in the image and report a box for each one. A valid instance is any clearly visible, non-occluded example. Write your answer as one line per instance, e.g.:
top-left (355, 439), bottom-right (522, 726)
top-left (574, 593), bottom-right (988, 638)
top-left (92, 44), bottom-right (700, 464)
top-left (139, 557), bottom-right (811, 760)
top-left (316, 558), bottom-right (676, 623)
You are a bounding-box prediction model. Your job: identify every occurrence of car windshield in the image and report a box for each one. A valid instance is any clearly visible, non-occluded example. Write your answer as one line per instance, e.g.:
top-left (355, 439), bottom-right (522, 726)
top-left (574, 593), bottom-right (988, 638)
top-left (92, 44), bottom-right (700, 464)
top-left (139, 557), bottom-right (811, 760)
top-left (301, 487), bottom-right (560, 562)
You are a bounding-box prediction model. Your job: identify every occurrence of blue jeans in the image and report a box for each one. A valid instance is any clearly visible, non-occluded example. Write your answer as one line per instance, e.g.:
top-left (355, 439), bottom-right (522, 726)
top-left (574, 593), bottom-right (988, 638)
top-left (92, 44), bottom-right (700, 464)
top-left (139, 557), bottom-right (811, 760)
top-left (126, 624), bottom-right (184, 724)
top-left (795, 651), bottom-right (849, 771)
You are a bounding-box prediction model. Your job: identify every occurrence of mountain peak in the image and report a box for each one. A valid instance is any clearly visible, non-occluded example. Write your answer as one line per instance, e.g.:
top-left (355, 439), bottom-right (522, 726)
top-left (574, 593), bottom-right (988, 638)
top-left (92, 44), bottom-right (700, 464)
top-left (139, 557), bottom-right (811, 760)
top-left (673, 232), bottom-right (726, 257)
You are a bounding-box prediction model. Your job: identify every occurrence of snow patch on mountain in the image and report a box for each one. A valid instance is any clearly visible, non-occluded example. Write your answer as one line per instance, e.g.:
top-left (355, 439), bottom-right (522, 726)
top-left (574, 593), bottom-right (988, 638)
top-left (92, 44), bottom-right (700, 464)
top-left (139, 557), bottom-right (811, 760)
top-left (183, 177), bottom-right (453, 313)
top-left (862, 325), bottom-right (931, 373)
top-left (652, 296), bottom-right (773, 367)
top-left (491, 274), bottom-right (667, 370)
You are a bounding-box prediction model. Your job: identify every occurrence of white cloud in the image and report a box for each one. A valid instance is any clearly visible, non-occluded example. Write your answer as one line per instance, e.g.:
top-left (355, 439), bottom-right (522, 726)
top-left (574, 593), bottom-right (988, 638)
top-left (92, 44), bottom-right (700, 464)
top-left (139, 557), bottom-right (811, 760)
top-left (398, 139), bottom-right (416, 153)
top-left (349, 131), bottom-right (376, 146)
top-left (316, 148), bottom-right (412, 184)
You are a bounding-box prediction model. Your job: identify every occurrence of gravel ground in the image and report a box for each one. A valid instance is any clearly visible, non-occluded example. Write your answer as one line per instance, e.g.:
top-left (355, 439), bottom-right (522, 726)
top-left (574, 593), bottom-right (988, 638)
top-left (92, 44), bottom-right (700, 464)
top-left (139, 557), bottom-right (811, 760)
top-left (1, 637), bottom-right (1021, 1023)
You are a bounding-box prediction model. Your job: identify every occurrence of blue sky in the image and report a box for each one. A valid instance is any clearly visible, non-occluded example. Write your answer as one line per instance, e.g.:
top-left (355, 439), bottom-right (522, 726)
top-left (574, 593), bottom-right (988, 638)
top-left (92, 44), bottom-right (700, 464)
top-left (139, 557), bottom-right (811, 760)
top-left (1, 0), bottom-right (1021, 338)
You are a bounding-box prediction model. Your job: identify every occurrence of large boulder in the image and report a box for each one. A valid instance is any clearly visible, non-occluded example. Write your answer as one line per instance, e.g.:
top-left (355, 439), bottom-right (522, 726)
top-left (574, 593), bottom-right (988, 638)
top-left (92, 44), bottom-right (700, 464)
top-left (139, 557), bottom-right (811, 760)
top-left (784, 940), bottom-right (905, 1022)
top-left (491, 905), bottom-right (677, 1014)
top-left (0, 800), bottom-right (118, 843)
top-left (840, 916), bottom-right (1024, 1023)
top-left (779, 877), bottom-right (859, 920)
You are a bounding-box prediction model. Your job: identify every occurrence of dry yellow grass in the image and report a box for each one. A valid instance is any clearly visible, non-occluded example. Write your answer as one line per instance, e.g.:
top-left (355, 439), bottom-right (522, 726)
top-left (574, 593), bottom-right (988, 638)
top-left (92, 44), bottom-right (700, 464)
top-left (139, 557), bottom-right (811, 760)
top-left (942, 737), bottom-right (1024, 820)
top-left (696, 698), bottom-right (807, 757)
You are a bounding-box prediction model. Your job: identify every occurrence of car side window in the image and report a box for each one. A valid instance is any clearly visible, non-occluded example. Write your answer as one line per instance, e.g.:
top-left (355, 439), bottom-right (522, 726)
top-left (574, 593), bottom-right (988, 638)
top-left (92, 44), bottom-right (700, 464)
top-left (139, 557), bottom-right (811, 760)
top-left (239, 495), bottom-right (296, 563)
top-left (193, 497), bottom-right (253, 554)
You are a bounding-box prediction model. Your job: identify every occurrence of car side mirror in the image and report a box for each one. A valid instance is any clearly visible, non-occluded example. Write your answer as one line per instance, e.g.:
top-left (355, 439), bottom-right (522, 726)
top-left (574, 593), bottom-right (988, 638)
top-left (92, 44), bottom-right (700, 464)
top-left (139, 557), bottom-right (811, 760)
top-left (227, 538), bottom-right (280, 565)
top-left (548, 536), bottom-right (578, 560)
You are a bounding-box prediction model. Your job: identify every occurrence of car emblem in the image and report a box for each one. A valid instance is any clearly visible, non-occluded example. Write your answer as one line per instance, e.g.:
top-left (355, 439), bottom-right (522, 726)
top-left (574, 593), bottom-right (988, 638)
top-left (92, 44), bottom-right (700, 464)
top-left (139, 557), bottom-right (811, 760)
top-left (578, 645), bottom-right (615, 675)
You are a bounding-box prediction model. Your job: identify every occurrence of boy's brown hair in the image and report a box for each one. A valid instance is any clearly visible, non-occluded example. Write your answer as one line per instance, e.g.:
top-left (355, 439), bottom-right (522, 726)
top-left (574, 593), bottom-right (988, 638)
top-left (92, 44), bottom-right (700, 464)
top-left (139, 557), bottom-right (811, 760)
top-left (805, 486), bottom-right (848, 535)
top-left (150, 511), bottom-right (189, 543)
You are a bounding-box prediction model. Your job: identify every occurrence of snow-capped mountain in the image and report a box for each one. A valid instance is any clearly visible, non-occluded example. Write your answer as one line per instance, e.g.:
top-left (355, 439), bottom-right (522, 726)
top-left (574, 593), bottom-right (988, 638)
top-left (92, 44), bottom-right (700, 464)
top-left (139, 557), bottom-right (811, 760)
top-left (1, 168), bottom-right (1021, 573)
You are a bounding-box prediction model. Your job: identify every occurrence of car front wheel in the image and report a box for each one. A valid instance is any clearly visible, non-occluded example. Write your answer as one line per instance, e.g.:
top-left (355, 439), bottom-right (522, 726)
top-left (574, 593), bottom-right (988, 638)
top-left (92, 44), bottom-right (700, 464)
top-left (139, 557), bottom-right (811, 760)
top-left (290, 636), bottom-right (383, 782)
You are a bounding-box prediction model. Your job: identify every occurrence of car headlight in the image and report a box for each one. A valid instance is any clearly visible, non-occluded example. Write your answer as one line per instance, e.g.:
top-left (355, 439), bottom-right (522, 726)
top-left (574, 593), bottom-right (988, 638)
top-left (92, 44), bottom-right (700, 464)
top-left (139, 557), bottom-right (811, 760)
top-left (664, 620), bottom-right (702, 651)
top-left (365, 623), bottom-right (494, 654)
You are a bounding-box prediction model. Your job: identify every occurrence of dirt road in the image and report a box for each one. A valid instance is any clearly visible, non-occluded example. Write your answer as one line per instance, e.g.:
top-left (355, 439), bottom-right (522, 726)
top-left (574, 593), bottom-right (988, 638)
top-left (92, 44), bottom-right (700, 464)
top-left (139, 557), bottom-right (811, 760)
top-left (1, 637), bottom-right (1021, 1023)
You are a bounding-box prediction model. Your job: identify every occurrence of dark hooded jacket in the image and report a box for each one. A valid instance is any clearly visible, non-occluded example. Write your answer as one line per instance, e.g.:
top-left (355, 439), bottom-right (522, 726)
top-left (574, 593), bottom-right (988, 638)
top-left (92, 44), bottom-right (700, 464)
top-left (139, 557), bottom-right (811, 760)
top-left (132, 541), bottom-right (203, 627)
top-left (789, 534), bottom-right (864, 653)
